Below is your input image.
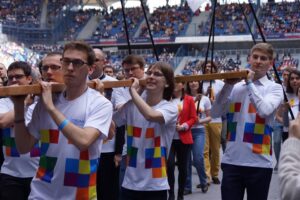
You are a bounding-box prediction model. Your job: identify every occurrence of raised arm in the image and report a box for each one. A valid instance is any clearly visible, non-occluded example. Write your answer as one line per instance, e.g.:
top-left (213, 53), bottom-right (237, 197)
top-left (39, 82), bottom-right (112, 151)
top-left (13, 96), bottom-right (37, 154)
top-left (129, 78), bottom-right (165, 124)
top-left (211, 82), bottom-right (235, 118)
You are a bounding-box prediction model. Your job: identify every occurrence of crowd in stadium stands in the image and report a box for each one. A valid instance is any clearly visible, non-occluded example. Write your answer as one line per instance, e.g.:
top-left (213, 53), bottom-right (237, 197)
top-left (63, 9), bottom-right (98, 41)
top-left (46, 0), bottom-right (80, 27)
top-left (92, 7), bottom-right (144, 40)
top-left (276, 52), bottom-right (299, 71)
top-left (29, 44), bottom-right (63, 55)
top-left (0, 41), bottom-right (40, 67)
top-left (259, 2), bottom-right (300, 35)
top-left (0, 0), bottom-right (41, 28)
top-left (181, 52), bottom-right (242, 75)
top-left (201, 3), bottom-right (253, 35)
top-left (139, 4), bottom-right (193, 38)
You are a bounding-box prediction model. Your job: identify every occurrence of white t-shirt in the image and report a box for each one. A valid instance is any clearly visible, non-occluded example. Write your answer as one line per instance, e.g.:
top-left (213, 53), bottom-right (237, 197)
top-left (0, 98), bottom-right (39, 178)
top-left (212, 76), bottom-right (283, 168)
top-left (192, 95), bottom-right (211, 129)
top-left (114, 97), bottom-right (177, 191)
top-left (27, 88), bottom-right (112, 200)
top-left (203, 80), bottom-right (224, 123)
top-left (283, 93), bottom-right (299, 132)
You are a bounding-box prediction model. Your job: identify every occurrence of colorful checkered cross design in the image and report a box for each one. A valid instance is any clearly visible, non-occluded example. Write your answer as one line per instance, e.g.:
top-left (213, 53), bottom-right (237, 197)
top-left (64, 150), bottom-right (98, 200)
top-left (40, 129), bottom-right (59, 155)
top-left (144, 128), bottom-right (167, 178)
top-left (2, 128), bottom-right (20, 157)
top-left (126, 125), bottom-right (142, 168)
top-left (226, 102), bottom-right (241, 141)
top-left (36, 155), bottom-right (57, 183)
top-left (2, 128), bottom-right (40, 157)
top-left (243, 103), bottom-right (272, 155)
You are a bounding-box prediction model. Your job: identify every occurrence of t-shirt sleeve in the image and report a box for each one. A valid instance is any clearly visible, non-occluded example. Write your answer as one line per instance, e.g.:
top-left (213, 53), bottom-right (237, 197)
top-left (84, 96), bottom-right (113, 139)
top-left (0, 98), bottom-right (12, 114)
top-left (113, 102), bottom-right (129, 127)
top-left (25, 101), bottom-right (37, 126)
top-left (156, 101), bottom-right (178, 126)
top-left (204, 96), bottom-right (212, 110)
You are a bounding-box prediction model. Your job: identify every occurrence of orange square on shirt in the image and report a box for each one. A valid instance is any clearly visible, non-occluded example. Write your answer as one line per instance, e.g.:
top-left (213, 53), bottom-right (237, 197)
top-left (5, 148), bottom-right (11, 156)
top-left (253, 144), bottom-right (262, 154)
top-left (152, 168), bottom-right (162, 178)
top-left (89, 173), bottom-right (97, 186)
top-left (248, 104), bottom-right (256, 113)
top-left (36, 167), bottom-right (46, 178)
top-left (76, 188), bottom-right (88, 200)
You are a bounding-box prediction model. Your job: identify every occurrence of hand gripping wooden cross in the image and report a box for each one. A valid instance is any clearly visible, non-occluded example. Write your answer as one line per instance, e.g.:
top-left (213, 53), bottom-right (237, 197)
top-left (0, 71), bottom-right (247, 96)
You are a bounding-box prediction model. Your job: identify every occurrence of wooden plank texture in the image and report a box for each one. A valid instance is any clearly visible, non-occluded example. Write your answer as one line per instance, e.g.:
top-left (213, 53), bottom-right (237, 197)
top-left (0, 71), bottom-right (247, 96)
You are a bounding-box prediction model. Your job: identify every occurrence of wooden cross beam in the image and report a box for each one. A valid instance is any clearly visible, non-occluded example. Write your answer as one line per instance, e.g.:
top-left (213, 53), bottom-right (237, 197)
top-left (0, 71), bottom-right (247, 97)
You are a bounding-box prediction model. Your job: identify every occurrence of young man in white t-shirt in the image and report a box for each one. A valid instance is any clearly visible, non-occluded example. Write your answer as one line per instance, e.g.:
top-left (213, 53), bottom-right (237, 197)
top-left (12, 41), bottom-right (113, 200)
top-left (211, 43), bottom-right (284, 200)
top-left (0, 61), bottom-right (38, 200)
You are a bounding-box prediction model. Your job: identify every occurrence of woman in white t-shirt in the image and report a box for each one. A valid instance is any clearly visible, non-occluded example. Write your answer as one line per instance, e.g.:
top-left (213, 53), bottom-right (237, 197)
top-left (113, 62), bottom-right (178, 200)
top-left (277, 69), bottom-right (300, 142)
top-left (184, 81), bottom-right (212, 194)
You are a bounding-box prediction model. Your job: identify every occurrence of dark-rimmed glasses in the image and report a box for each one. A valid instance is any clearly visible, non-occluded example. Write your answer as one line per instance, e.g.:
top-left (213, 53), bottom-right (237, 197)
top-left (41, 65), bottom-right (61, 72)
top-left (60, 58), bottom-right (88, 69)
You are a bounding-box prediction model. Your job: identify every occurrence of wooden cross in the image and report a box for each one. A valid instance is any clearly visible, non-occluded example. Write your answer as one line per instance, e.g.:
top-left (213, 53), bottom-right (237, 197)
top-left (0, 71), bottom-right (247, 96)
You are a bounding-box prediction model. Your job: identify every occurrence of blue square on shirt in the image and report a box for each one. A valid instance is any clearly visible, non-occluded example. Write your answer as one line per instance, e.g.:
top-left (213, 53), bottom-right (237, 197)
top-left (264, 125), bottom-right (272, 135)
top-left (253, 134), bottom-right (263, 144)
top-left (65, 158), bottom-right (79, 173)
top-left (152, 158), bottom-right (162, 168)
top-left (226, 113), bottom-right (234, 122)
top-left (40, 143), bottom-right (49, 155)
top-left (145, 148), bottom-right (154, 159)
top-left (245, 123), bottom-right (255, 133)
top-left (161, 147), bottom-right (166, 157)
top-left (2, 128), bottom-right (10, 137)
top-left (90, 159), bottom-right (98, 173)
top-left (77, 174), bottom-right (90, 187)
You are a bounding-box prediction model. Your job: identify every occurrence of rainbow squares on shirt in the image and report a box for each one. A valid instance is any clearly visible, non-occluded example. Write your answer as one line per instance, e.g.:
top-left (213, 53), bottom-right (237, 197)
top-left (40, 129), bottom-right (59, 155)
top-left (229, 102), bottom-right (241, 113)
top-left (126, 125), bottom-right (142, 168)
top-left (36, 155), bottom-right (57, 183)
top-left (2, 128), bottom-right (20, 157)
top-left (64, 150), bottom-right (98, 200)
top-left (226, 103), bottom-right (241, 142)
top-left (30, 142), bottom-right (41, 157)
top-left (144, 135), bottom-right (167, 178)
top-left (243, 103), bottom-right (272, 155)
top-left (145, 146), bottom-right (167, 178)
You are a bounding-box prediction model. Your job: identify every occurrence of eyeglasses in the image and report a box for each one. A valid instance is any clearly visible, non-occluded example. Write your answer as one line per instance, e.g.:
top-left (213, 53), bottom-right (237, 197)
top-left (60, 58), bottom-right (88, 69)
top-left (124, 66), bottom-right (140, 73)
top-left (41, 65), bottom-right (61, 72)
top-left (145, 71), bottom-right (164, 77)
top-left (8, 74), bottom-right (26, 81)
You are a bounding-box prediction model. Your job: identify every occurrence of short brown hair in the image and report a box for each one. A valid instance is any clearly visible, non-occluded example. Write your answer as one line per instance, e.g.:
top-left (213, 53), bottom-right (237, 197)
top-left (63, 41), bottom-right (95, 66)
top-left (122, 55), bottom-right (145, 69)
top-left (250, 43), bottom-right (274, 60)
